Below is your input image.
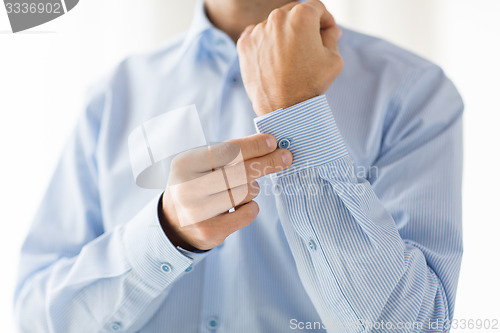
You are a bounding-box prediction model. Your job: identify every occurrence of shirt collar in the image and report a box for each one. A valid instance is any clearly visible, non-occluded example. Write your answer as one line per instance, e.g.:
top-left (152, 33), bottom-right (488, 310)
top-left (179, 0), bottom-right (239, 65)
top-left (183, 0), bottom-right (309, 43)
top-left (180, 0), bottom-right (215, 53)
top-left (186, 0), bottom-right (309, 41)
top-left (180, 1), bottom-right (312, 63)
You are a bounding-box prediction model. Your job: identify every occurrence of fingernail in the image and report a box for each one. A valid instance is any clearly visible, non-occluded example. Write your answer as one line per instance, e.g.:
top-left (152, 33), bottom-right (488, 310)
top-left (266, 135), bottom-right (276, 149)
top-left (281, 150), bottom-right (293, 165)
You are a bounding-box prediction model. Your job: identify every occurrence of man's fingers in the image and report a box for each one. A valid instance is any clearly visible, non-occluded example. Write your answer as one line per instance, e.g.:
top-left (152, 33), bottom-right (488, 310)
top-left (220, 148), bottom-right (292, 190)
top-left (207, 181), bottom-right (260, 215)
top-left (276, 0), bottom-right (339, 51)
top-left (307, 0), bottom-right (342, 50)
top-left (218, 148), bottom-right (292, 191)
top-left (301, 0), bottom-right (336, 30)
top-left (321, 25), bottom-right (342, 52)
top-left (266, 1), bottom-right (336, 34)
top-left (192, 148), bottom-right (292, 194)
top-left (239, 24), bottom-right (256, 39)
top-left (227, 134), bottom-right (277, 161)
top-left (172, 180), bottom-right (259, 227)
top-left (272, 1), bottom-right (300, 15)
top-left (204, 133), bottom-right (278, 169)
top-left (172, 134), bottom-right (277, 176)
top-left (280, 1), bottom-right (300, 11)
top-left (211, 200), bottom-right (260, 235)
top-left (176, 201), bottom-right (259, 250)
top-left (243, 148), bottom-right (293, 183)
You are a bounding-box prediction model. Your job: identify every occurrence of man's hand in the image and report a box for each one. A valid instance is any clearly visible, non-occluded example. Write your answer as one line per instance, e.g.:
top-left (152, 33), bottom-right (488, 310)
top-left (237, 0), bottom-right (343, 116)
top-left (160, 134), bottom-right (293, 251)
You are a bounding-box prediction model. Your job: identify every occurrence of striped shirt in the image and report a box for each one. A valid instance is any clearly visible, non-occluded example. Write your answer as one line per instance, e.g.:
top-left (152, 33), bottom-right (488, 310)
top-left (14, 1), bottom-right (463, 332)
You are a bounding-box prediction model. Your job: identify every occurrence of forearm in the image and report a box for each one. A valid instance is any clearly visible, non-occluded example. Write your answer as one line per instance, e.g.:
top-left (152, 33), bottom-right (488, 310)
top-left (255, 91), bottom-right (462, 332)
top-left (14, 197), bottom-right (202, 332)
top-left (274, 167), bottom-right (457, 332)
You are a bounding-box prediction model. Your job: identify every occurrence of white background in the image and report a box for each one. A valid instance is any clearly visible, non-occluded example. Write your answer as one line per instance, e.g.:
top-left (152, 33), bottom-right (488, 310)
top-left (1, 0), bottom-right (499, 331)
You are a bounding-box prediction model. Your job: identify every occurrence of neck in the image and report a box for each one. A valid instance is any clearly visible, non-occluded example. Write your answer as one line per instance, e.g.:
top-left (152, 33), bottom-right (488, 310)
top-left (204, 0), bottom-right (294, 43)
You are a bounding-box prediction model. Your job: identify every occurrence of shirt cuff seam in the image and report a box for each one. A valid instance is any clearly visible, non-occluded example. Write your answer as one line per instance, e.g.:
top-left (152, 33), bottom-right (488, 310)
top-left (254, 95), bottom-right (349, 178)
top-left (122, 195), bottom-right (193, 291)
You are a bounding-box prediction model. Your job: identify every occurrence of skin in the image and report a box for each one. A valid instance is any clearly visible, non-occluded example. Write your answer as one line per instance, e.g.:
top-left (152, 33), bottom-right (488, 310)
top-left (204, 0), bottom-right (295, 43)
top-left (160, 0), bottom-right (343, 251)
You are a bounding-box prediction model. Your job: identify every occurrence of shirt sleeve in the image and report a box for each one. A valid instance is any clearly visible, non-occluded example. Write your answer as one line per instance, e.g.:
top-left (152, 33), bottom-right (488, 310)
top-left (13, 82), bottom-right (210, 333)
top-left (254, 65), bottom-right (463, 332)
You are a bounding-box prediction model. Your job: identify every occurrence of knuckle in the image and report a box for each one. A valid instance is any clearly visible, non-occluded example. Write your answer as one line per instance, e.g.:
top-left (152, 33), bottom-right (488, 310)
top-left (236, 38), bottom-right (246, 51)
top-left (291, 3), bottom-right (315, 18)
top-left (309, 0), bottom-right (323, 7)
top-left (237, 32), bottom-right (251, 50)
top-left (268, 8), bottom-right (285, 22)
top-left (253, 22), bottom-right (265, 34)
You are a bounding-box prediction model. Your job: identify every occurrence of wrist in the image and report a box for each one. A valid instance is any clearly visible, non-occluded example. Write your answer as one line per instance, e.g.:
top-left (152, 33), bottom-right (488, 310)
top-left (158, 192), bottom-right (200, 252)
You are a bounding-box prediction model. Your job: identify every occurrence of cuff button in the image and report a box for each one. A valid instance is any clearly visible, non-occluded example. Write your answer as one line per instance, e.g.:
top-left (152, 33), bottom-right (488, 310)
top-left (110, 322), bottom-right (122, 331)
top-left (160, 262), bottom-right (173, 273)
top-left (278, 138), bottom-right (291, 149)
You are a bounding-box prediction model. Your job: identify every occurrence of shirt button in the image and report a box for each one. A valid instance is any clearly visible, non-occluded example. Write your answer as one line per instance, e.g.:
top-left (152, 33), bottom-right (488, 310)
top-left (308, 240), bottom-right (317, 251)
top-left (278, 138), bottom-right (291, 149)
top-left (230, 75), bottom-right (240, 86)
top-left (206, 317), bottom-right (220, 330)
top-left (160, 262), bottom-right (172, 273)
top-left (110, 322), bottom-right (122, 331)
top-left (184, 265), bottom-right (193, 272)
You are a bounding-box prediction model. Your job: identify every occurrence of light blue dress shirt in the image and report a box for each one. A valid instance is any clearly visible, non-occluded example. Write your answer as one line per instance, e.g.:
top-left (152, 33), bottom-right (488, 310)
top-left (14, 1), bottom-right (463, 332)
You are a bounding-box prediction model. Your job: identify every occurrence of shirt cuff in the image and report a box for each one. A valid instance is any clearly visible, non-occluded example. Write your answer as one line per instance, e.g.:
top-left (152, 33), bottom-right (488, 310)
top-left (254, 95), bottom-right (349, 177)
top-left (176, 246), bottom-right (210, 267)
top-left (122, 195), bottom-right (195, 291)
